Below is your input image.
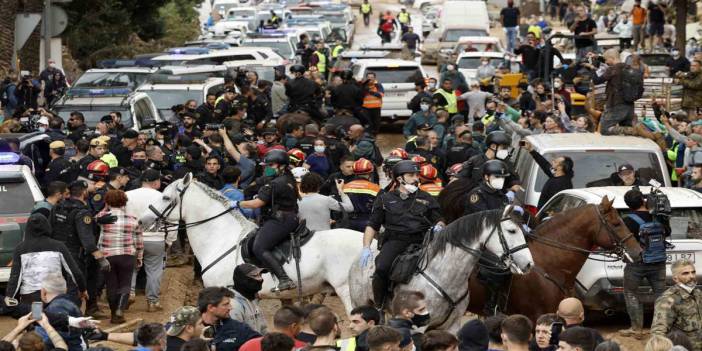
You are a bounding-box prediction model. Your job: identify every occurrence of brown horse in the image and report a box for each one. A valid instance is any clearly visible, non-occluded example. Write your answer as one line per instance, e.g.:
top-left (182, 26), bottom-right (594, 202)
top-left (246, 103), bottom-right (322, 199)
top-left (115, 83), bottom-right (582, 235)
top-left (275, 111), bottom-right (314, 135)
top-left (466, 196), bottom-right (643, 322)
top-left (438, 177), bottom-right (477, 224)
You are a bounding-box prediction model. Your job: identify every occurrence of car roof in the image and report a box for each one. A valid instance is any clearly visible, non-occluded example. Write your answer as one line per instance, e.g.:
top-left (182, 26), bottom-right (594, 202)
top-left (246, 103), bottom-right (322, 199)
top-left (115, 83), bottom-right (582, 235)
top-left (154, 65), bottom-right (227, 75)
top-left (85, 68), bottom-right (155, 74)
top-left (443, 24), bottom-right (489, 30)
top-left (138, 77), bottom-right (223, 90)
top-left (457, 51), bottom-right (505, 58)
top-left (556, 186), bottom-right (702, 209)
top-left (151, 48), bottom-right (262, 61)
top-left (525, 134), bottom-right (661, 152)
top-left (354, 59), bottom-right (422, 67)
top-left (456, 36), bottom-right (501, 45)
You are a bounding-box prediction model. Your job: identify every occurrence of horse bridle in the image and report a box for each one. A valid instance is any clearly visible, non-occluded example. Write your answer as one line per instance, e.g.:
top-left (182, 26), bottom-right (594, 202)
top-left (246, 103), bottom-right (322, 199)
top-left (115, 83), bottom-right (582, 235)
top-left (593, 205), bottom-right (636, 263)
top-left (148, 181), bottom-right (238, 231)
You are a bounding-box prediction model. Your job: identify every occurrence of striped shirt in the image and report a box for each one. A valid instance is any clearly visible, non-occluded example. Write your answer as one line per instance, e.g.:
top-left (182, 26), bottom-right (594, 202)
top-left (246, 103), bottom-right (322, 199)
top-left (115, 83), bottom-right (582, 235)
top-left (98, 207), bottom-right (144, 259)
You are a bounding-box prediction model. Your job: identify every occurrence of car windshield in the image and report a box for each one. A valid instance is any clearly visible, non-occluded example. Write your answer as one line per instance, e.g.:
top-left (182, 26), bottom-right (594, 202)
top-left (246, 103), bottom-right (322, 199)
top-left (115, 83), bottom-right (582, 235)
top-left (619, 208), bottom-right (702, 240)
top-left (445, 29), bottom-right (487, 42)
top-left (457, 57), bottom-right (502, 69)
top-left (640, 55), bottom-right (670, 66)
top-left (241, 41), bottom-right (292, 58)
top-left (323, 14), bottom-right (346, 24)
top-left (55, 108), bottom-right (133, 128)
top-left (534, 151), bottom-right (666, 190)
top-left (228, 10), bottom-right (255, 18)
top-left (366, 66), bottom-right (423, 83)
top-left (145, 90), bottom-right (202, 110)
top-left (0, 177), bottom-right (33, 214)
top-left (73, 72), bottom-right (150, 89)
top-left (455, 43), bottom-right (499, 52)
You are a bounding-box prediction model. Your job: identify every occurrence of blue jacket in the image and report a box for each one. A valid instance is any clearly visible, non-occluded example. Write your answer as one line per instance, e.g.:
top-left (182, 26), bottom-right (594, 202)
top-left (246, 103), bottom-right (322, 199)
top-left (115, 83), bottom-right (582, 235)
top-left (210, 317), bottom-right (260, 351)
top-left (220, 184), bottom-right (256, 219)
top-left (403, 111), bottom-right (437, 138)
top-left (36, 294), bottom-right (84, 351)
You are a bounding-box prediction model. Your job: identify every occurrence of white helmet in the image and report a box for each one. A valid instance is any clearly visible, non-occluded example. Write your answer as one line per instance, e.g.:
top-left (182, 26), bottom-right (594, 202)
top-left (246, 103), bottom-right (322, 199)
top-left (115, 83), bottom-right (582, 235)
top-left (291, 167), bottom-right (309, 182)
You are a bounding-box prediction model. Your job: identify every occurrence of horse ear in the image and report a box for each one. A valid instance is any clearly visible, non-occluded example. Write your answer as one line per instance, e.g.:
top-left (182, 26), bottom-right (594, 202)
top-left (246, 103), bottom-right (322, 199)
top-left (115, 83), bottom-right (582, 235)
top-left (601, 195), bottom-right (613, 211)
top-left (183, 173), bottom-right (193, 186)
top-left (503, 205), bottom-right (513, 217)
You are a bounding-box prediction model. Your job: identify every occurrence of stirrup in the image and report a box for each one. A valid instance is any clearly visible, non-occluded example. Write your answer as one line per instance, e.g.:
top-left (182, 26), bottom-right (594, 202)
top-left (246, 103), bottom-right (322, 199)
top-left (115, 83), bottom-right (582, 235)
top-left (271, 279), bottom-right (297, 293)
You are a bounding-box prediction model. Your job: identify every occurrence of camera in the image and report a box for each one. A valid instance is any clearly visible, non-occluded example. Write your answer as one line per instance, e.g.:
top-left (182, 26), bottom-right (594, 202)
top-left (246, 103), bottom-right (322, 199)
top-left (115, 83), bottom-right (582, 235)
top-left (646, 179), bottom-right (671, 217)
top-left (205, 123), bottom-right (223, 131)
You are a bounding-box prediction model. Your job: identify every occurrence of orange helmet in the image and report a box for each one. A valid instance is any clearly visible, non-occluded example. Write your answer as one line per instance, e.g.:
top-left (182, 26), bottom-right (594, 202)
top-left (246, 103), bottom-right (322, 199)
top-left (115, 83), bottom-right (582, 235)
top-left (411, 155), bottom-right (428, 165)
top-left (353, 158), bottom-right (375, 174)
top-left (419, 164), bottom-right (438, 181)
top-left (287, 148), bottom-right (306, 166)
top-left (87, 160), bottom-right (110, 181)
top-left (446, 163), bottom-right (463, 177)
top-left (389, 148), bottom-right (408, 160)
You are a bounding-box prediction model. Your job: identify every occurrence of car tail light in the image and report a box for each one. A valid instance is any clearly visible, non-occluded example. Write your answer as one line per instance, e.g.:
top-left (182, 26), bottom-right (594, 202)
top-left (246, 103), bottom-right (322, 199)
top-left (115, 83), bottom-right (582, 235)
top-left (524, 205), bottom-right (538, 216)
top-left (609, 287), bottom-right (624, 293)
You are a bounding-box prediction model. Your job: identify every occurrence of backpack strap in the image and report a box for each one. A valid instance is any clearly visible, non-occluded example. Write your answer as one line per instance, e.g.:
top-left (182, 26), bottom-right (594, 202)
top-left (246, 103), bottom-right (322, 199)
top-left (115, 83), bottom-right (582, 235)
top-left (627, 213), bottom-right (645, 226)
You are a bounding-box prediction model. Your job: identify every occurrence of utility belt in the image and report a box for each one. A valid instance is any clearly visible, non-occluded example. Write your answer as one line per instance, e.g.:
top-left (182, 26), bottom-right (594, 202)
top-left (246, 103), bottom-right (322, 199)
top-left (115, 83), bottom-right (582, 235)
top-left (264, 209), bottom-right (297, 221)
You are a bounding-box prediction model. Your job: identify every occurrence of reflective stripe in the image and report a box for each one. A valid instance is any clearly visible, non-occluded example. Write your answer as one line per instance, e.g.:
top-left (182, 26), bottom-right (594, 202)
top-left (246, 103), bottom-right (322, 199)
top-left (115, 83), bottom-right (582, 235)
top-left (363, 85), bottom-right (383, 108)
top-left (344, 180), bottom-right (381, 196)
top-left (436, 89), bottom-right (457, 113)
top-left (420, 184), bottom-right (443, 196)
top-left (314, 51), bottom-right (327, 73)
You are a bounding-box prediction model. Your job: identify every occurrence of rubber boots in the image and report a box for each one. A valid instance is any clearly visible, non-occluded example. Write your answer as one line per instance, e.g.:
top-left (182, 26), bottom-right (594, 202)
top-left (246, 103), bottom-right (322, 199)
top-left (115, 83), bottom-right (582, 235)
top-left (260, 251), bottom-right (296, 292)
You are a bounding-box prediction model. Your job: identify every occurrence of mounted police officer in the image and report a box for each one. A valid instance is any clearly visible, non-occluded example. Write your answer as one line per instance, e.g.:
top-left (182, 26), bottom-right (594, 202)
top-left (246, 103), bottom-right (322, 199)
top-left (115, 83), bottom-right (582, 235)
top-left (359, 160), bottom-right (443, 310)
top-left (50, 180), bottom-right (112, 317)
top-left (238, 149), bottom-right (299, 292)
top-left (285, 64), bottom-right (323, 123)
top-left (343, 158), bottom-right (381, 232)
top-left (460, 131), bottom-right (520, 190)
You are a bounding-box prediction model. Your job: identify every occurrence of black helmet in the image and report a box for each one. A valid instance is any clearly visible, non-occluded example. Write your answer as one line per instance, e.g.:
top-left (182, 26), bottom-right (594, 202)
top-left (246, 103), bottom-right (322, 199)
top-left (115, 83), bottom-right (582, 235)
top-left (392, 160), bottom-right (420, 177)
top-left (485, 131), bottom-right (511, 147)
top-left (482, 160), bottom-right (509, 177)
top-left (264, 149), bottom-right (289, 166)
top-left (341, 70), bottom-right (354, 81)
top-left (290, 65), bottom-right (306, 74)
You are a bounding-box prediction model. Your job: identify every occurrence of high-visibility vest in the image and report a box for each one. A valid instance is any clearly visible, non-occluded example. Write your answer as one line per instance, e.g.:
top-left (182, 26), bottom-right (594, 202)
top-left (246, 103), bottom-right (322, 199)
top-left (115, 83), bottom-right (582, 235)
top-left (398, 12), bottom-right (410, 24)
top-left (271, 15), bottom-right (279, 23)
top-left (361, 3), bottom-right (371, 14)
top-left (343, 180), bottom-right (381, 196)
top-left (363, 85), bottom-right (383, 109)
top-left (435, 89), bottom-right (457, 113)
top-left (314, 51), bottom-right (327, 73)
top-left (337, 337), bottom-right (357, 351)
top-left (420, 183), bottom-right (443, 197)
top-left (332, 45), bottom-right (344, 58)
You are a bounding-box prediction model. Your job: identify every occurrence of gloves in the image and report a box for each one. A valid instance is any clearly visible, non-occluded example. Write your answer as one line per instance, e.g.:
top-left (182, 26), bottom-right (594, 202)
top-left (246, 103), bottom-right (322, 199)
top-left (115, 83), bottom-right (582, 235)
top-left (230, 201), bottom-right (239, 208)
top-left (97, 257), bottom-right (111, 272)
top-left (96, 213), bottom-right (117, 225)
top-left (432, 223), bottom-right (444, 234)
top-left (69, 316), bottom-right (99, 329)
top-left (360, 247), bottom-right (373, 268)
top-left (506, 191), bottom-right (515, 203)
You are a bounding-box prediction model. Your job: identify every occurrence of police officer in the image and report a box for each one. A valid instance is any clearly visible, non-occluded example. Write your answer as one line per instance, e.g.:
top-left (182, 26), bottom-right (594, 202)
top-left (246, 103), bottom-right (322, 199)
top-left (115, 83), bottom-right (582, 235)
top-left (44, 140), bottom-right (74, 184)
top-left (359, 160), bottom-right (443, 308)
top-left (464, 160), bottom-right (510, 216)
top-left (360, 0), bottom-right (372, 27)
top-left (343, 158), bottom-right (381, 232)
top-left (309, 41), bottom-right (328, 79)
top-left (237, 150), bottom-right (299, 292)
top-left (86, 160), bottom-right (111, 213)
top-left (51, 180), bottom-right (112, 316)
top-left (214, 88), bottom-right (239, 122)
top-left (285, 65), bottom-right (323, 123)
top-left (460, 131), bottom-right (519, 189)
top-left (397, 8), bottom-right (411, 34)
top-left (78, 138), bottom-right (108, 176)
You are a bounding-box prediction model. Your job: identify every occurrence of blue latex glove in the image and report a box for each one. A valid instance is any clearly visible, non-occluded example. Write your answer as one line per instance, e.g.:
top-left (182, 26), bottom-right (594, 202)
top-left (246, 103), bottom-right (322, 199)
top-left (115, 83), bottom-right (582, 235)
top-left (360, 247), bottom-right (373, 267)
top-left (432, 223), bottom-right (444, 234)
top-left (512, 205), bottom-right (524, 215)
top-left (506, 190), bottom-right (515, 203)
top-left (230, 201), bottom-right (239, 208)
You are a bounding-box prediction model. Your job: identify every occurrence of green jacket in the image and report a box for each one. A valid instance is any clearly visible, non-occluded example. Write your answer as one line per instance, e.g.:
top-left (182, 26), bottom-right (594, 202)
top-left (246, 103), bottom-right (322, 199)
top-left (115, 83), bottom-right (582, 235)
top-left (681, 71), bottom-right (702, 110)
top-left (651, 284), bottom-right (702, 351)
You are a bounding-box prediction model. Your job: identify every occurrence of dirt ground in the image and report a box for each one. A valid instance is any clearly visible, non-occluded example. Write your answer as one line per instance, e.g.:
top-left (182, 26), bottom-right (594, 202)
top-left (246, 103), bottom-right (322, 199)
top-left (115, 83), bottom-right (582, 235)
top-left (0, 263), bottom-right (650, 351)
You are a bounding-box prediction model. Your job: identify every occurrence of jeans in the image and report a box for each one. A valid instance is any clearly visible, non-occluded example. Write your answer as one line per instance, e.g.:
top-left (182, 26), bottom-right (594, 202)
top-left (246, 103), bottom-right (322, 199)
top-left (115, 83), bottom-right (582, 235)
top-left (131, 241), bottom-right (165, 303)
top-left (105, 255), bottom-right (136, 298)
top-left (623, 262), bottom-right (666, 329)
top-left (633, 24), bottom-right (645, 49)
top-left (600, 104), bottom-right (635, 135)
top-left (504, 27), bottom-right (518, 53)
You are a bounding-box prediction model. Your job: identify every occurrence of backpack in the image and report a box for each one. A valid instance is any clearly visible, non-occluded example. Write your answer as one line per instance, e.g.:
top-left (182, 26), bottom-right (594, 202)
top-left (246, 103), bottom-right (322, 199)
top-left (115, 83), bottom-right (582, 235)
top-left (628, 214), bottom-right (667, 264)
top-left (620, 65), bottom-right (645, 103)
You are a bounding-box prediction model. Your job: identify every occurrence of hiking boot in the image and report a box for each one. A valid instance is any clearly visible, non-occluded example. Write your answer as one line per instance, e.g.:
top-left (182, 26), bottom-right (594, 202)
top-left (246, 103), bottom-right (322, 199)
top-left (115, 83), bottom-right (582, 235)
top-left (110, 294), bottom-right (129, 324)
top-left (147, 301), bottom-right (163, 312)
top-left (166, 255), bottom-right (189, 267)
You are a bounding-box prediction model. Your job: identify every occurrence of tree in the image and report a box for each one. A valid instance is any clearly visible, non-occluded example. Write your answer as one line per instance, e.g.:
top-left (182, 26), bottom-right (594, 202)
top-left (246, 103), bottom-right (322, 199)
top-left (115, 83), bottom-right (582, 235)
top-left (674, 0), bottom-right (687, 53)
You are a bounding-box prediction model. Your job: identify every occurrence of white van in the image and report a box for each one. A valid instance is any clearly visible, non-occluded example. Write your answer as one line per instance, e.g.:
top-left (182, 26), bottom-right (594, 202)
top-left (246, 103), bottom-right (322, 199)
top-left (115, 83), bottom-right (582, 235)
top-left (351, 59), bottom-right (427, 120)
top-left (440, 1), bottom-right (489, 32)
top-left (151, 47), bottom-right (285, 66)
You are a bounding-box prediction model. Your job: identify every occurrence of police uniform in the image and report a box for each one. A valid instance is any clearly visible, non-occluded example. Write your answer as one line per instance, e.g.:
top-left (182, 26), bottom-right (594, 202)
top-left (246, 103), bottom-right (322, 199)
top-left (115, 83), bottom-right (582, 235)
top-left (89, 184), bottom-right (108, 214)
top-left (198, 171), bottom-right (224, 190)
top-left (343, 179), bottom-right (381, 232)
top-left (462, 153), bottom-right (520, 187)
top-left (44, 156), bottom-right (73, 184)
top-left (367, 188), bottom-right (441, 305)
top-left (651, 284), bottom-right (702, 351)
top-left (464, 182), bottom-right (508, 216)
top-left (285, 76), bottom-right (323, 122)
top-left (77, 154), bottom-right (98, 177)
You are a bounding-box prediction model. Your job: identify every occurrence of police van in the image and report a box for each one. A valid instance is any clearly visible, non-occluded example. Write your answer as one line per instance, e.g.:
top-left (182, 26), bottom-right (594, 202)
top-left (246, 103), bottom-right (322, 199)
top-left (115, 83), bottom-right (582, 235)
top-left (0, 154), bottom-right (45, 283)
top-left (537, 186), bottom-right (702, 314)
top-left (241, 34), bottom-right (296, 63)
top-left (52, 88), bottom-right (161, 131)
top-left (136, 72), bottom-right (225, 119)
top-left (70, 67), bottom-right (157, 92)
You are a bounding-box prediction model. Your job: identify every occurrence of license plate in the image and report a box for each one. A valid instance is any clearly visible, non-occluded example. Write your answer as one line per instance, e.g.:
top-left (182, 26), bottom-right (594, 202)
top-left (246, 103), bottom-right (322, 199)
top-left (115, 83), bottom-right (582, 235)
top-left (389, 92), bottom-right (407, 98)
top-left (667, 252), bottom-right (696, 264)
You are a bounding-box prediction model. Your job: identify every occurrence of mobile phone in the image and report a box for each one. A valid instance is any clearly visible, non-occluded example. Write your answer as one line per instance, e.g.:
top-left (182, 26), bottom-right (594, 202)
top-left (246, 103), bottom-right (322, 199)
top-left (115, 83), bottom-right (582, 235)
top-left (31, 302), bottom-right (42, 320)
top-left (549, 322), bottom-right (563, 346)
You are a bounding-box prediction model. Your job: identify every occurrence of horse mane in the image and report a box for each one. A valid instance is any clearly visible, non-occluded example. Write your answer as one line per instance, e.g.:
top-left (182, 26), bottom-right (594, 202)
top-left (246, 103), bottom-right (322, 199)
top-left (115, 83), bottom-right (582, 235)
top-left (438, 177), bottom-right (477, 224)
top-left (429, 208), bottom-right (503, 258)
top-left (190, 180), bottom-right (258, 232)
top-left (534, 203), bottom-right (596, 237)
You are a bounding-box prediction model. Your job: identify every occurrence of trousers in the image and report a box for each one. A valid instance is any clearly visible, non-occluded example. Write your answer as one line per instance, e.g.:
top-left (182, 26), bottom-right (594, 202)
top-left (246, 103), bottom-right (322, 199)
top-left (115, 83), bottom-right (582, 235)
top-left (105, 255), bottom-right (136, 298)
top-left (623, 262), bottom-right (666, 329)
top-left (253, 214), bottom-right (299, 261)
top-left (365, 108), bottom-right (382, 135)
top-left (372, 239), bottom-right (419, 305)
top-left (131, 241), bottom-right (165, 303)
top-left (600, 104), bottom-right (635, 135)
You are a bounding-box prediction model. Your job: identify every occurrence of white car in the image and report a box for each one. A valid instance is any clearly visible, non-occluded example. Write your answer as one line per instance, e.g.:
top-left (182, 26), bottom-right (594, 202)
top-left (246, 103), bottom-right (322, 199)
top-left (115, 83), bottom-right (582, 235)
top-left (351, 59), bottom-right (427, 120)
top-left (537, 186), bottom-right (702, 314)
top-left (413, 0), bottom-right (443, 11)
top-left (151, 47), bottom-right (285, 66)
top-left (455, 51), bottom-right (507, 81)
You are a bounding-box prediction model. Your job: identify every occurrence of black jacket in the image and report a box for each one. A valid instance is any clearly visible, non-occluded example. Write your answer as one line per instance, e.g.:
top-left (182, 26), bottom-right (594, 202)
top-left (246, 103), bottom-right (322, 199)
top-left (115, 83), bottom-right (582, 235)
top-left (331, 83), bottom-right (364, 110)
top-left (530, 150), bottom-right (573, 209)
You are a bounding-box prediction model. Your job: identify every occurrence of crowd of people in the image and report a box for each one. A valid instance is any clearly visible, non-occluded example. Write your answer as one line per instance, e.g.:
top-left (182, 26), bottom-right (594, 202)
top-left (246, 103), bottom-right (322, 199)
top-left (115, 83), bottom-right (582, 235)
top-left (0, 0), bottom-right (701, 351)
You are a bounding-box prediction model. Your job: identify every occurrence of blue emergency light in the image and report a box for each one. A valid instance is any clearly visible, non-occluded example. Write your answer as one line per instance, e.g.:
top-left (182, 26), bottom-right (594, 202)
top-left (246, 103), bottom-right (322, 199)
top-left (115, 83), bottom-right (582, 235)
top-left (167, 47), bottom-right (210, 55)
top-left (0, 152), bottom-right (20, 164)
top-left (67, 87), bottom-right (132, 97)
top-left (205, 42), bottom-right (231, 50)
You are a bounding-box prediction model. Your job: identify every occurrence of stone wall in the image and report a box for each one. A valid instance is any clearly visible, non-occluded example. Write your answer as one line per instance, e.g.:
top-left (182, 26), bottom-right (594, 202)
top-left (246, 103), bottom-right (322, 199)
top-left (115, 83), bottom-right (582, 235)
top-left (0, 0), bottom-right (45, 76)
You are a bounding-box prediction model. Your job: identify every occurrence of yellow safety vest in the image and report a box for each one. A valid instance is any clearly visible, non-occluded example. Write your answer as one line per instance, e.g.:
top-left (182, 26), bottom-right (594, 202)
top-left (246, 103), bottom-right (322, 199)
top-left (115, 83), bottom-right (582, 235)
top-left (271, 15), bottom-right (279, 23)
top-left (314, 51), bottom-right (327, 73)
top-left (398, 12), bottom-right (410, 24)
top-left (337, 338), bottom-right (357, 351)
top-left (435, 89), bottom-right (457, 113)
top-left (332, 45), bottom-right (344, 58)
top-left (361, 3), bottom-right (371, 14)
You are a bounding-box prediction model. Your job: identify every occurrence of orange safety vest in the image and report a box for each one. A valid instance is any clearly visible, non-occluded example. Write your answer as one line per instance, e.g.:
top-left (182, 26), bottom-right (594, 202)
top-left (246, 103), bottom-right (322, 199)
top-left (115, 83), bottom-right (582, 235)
top-left (362, 84), bottom-right (383, 109)
top-left (343, 180), bottom-right (381, 196)
top-left (419, 183), bottom-right (443, 197)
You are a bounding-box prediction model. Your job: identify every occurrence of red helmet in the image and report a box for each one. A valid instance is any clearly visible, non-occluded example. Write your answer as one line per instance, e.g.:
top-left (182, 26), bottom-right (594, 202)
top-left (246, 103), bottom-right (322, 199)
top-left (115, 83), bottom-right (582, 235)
top-left (389, 148), bottom-right (408, 160)
top-left (419, 164), bottom-right (438, 181)
top-left (287, 148), bottom-right (306, 166)
top-left (446, 163), bottom-right (463, 177)
top-left (411, 155), bottom-right (428, 165)
top-left (353, 158), bottom-right (374, 174)
top-left (87, 160), bottom-right (110, 181)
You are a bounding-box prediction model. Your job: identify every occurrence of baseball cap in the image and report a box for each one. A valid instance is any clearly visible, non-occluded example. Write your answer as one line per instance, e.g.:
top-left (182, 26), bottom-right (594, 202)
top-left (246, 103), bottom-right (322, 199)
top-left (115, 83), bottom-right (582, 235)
top-left (182, 111), bottom-right (196, 119)
top-left (49, 140), bottom-right (66, 149)
top-left (69, 180), bottom-right (88, 191)
top-left (689, 133), bottom-right (702, 145)
top-left (166, 306), bottom-right (201, 336)
top-left (224, 87), bottom-right (237, 94)
top-left (618, 164), bottom-right (634, 173)
top-left (122, 130), bottom-right (139, 139)
top-left (418, 123), bottom-right (433, 131)
top-left (262, 128), bottom-right (277, 136)
top-left (690, 120), bottom-right (702, 127)
top-left (90, 138), bottom-right (108, 147)
top-left (109, 167), bottom-right (127, 177)
top-left (141, 169), bottom-right (161, 182)
top-left (234, 263), bottom-right (268, 278)
top-left (100, 115), bottom-right (113, 123)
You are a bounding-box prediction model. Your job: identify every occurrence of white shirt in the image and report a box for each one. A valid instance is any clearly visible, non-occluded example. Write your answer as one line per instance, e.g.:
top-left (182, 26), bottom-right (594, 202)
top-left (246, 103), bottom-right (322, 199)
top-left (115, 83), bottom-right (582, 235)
top-left (126, 187), bottom-right (176, 243)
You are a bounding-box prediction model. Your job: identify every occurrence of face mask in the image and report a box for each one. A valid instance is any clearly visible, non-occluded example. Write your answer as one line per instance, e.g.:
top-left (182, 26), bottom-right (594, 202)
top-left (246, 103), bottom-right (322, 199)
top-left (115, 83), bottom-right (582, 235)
top-left (314, 145), bottom-right (326, 153)
top-left (489, 176), bottom-right (505, 190)
top-left (428, 82), bottom-right (436, 89)
top-left (49, 63), bottom-right (56, 68)
top-left (554, 82), bottom-right (562, 89)
top-left (411, 312), bottom-right (430, 327)
top-left (404, 183), bottom-right (418, 193)
top-left (495, 148), bottom-right (510, 160)
top-left (38, 127), bottom-right (46, 133)
top-left (486, 109), bottom-right (495, 116)
top-left (233, 272), bottom-right (263, 300)
top-left (481, 61), bottom-right (489, 66)
top-left (672, 50), bottom-right (680, 58)
top-left (420, 104), bottom-right (430, 112)
top-left (446, 65), bottom-right (455, 71)
top-left (132, 159), bottom-right (146, 169)
top-left (264, 166), bottom-right (278, 177)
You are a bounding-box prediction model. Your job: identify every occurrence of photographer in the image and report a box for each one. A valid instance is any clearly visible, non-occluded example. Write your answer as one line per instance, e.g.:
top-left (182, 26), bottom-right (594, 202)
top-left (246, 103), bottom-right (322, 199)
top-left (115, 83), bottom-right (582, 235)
top-left (15, 75), bottom-right (38, 110)
top-left (676, 60), bottom-right (702, 116)
top-left (620, 187), bottom-right (670, 339)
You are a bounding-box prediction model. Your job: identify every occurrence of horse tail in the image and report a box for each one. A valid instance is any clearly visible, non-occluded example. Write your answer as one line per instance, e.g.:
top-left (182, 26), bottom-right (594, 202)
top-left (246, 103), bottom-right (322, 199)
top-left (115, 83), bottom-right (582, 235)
top-left (438, 177), bottom-right (476, 224)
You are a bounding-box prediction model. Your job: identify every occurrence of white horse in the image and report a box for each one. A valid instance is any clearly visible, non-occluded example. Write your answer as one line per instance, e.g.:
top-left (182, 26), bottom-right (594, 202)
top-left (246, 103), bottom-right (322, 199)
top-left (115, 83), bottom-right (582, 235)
top-left (138, 174), bottom-right (366, 313)
top-left (349, 206), bottom-right (534, 332)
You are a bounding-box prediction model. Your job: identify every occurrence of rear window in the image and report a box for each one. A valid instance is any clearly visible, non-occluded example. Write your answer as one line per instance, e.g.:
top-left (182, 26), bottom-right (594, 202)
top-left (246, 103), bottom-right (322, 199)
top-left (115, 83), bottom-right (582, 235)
top-left (534, 151), bottom-right (665, 191)
top-left (366, 66), bottom-right (423, 83)
top-left (0, 178), bottom-right (33, 213)
top-left (457, 57), bottom-right (503, 69)
top-left (56, 108), bottom-right (133, 128)
top-left (74, 72), bottom-right (148, 89)
top-left (444, 29), bottom-right (488, 42)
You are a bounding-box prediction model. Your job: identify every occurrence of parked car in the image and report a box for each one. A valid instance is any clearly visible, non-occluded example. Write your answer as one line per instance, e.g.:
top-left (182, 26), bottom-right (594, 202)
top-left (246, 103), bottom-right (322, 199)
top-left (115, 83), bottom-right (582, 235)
top-left (537, 186), bottom-right (702, 314)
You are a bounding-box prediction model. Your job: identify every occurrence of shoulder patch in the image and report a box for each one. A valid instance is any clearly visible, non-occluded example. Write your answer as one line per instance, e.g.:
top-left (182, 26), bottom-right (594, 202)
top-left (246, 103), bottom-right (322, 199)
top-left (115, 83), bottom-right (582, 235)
top-left (83, 216), bottom-right (92, 224)
top-left (93, 194), bottom-right (102, 202)
top-left (470, 193), bottom-right (480, 204)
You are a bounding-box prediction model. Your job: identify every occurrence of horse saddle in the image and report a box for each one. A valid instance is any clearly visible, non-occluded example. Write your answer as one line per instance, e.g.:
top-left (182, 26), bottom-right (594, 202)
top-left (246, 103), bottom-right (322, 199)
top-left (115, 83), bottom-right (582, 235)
top-left (240, 220), bottom-right (315, 267)
top-left (389, 243), bottom-right (424, 284)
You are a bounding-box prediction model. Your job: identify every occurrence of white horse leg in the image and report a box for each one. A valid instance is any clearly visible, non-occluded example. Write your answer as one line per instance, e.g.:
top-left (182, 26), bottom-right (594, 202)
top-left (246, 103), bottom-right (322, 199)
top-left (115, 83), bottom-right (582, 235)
top-left (333, 281), bottom-right (354, 315)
